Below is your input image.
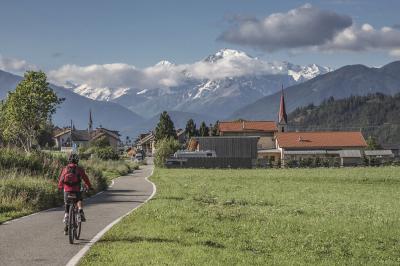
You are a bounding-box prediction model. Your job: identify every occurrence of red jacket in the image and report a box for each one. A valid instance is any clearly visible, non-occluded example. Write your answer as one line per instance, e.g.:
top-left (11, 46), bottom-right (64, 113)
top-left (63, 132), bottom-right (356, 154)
top-left (58, 163), bottom-right (92, 192)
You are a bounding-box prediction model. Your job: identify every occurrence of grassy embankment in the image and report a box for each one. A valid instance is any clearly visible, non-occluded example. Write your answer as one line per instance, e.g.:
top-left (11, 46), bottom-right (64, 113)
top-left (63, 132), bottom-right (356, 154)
top-left (82, 167), bottom-right (400, 265)
top-left (0, 149), bottom-right (138, 223)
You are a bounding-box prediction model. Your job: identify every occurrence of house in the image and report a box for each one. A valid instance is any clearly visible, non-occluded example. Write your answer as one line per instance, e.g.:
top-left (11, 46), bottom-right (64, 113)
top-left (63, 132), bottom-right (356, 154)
top-left (53, 110), bottom-right (121, 152)
top-left (54, 129), bottom-right (91, 152)
top-left (276, 131), bottom-right (368, 166)
top-left (176, 128), bottom-right (186, 144)
top-left (136, 132), bottom-right (155, 156)
top-left (53, 127), bottom-right (121, 152)
top-left (219, 120), bottom-right (277, 150)
top-left (91, 127), bottom-right (121, 151)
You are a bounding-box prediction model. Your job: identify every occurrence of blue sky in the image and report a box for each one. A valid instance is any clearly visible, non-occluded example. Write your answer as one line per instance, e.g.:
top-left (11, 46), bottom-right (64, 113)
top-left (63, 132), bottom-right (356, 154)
top-left (0, 0), bottom-right (400, 71)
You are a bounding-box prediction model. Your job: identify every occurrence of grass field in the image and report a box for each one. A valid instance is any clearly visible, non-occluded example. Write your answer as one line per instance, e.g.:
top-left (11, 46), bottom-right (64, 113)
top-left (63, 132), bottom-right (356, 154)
top-left (81, 167), bottom-right (400, 265)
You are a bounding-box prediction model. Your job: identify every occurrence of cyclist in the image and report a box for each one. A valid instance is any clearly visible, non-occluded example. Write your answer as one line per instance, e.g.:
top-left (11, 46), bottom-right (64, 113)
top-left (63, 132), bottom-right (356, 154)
top-left (58, 153), bottom-right (93, 233)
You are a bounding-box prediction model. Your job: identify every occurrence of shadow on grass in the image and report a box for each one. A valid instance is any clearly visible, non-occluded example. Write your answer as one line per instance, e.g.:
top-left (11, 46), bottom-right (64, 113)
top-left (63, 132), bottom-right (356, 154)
top-left (153, 196), bottom-right (185, 201)
top-left (99, 235), bottom-right (226, 250)
top-left (99, 235), bottom-right (180, 244)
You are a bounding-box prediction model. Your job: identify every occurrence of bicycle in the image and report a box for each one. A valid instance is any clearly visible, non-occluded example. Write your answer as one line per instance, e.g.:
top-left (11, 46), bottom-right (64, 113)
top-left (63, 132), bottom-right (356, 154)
top-left (65, 193), bottom-right (82, 244)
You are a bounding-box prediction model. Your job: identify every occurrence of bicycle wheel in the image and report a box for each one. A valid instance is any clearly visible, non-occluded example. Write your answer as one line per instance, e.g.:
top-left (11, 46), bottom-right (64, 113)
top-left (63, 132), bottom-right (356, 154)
top-left (75, 213), bottom-right (82, 240)
top-left (68, 204), bottom-right (75, 244)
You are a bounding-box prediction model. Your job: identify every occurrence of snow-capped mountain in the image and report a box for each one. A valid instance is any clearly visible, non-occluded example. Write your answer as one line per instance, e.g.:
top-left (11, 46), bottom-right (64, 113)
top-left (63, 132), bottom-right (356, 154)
top-left (58, 49), bottom-right (331, 118)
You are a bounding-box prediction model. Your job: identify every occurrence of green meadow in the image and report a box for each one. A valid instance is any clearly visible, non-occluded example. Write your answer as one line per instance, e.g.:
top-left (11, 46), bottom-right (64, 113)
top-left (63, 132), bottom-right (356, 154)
top-left (82, 167), bottom-right (400, 265)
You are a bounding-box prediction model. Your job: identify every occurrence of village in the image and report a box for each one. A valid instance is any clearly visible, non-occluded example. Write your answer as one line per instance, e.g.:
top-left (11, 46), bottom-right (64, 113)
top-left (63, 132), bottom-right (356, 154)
top-left (132, 89), bottom-right (398, 168)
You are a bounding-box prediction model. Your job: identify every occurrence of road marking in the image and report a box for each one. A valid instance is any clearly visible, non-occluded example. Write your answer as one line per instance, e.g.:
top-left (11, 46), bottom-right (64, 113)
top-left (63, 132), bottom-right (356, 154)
top-left (66, 167), bottom-right (156, 266)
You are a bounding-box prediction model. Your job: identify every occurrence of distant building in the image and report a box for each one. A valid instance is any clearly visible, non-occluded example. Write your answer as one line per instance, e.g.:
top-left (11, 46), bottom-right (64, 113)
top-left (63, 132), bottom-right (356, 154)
top-left (219, 120), bottom-right (277, 150)
top-left (276, 131), bottom-right (368, 166)
top-left (53, 127), bottom-right (121, 152)
top-left (135, 132), bottom-right (155, 156)
top-left (53, 111), bottom-right (120, 151)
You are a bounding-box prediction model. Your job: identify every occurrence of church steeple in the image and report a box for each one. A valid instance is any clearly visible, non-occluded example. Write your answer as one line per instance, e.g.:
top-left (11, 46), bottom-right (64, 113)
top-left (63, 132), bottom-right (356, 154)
top-left (278, 85), bottom-right (288, 132)
top-left (88, 109), bottom-right (93, 133)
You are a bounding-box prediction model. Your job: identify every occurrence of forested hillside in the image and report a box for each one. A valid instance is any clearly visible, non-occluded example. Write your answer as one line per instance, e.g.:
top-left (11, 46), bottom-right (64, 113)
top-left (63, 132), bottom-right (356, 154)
top-left (288, 93), bottom-right (400, 145)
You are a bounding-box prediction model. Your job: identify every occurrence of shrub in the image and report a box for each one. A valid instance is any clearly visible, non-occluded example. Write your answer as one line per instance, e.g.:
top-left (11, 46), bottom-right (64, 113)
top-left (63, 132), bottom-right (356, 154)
top-left (94, 147), bottom-right (120, 160)
top-left (314, 157), bottom-right (322, 167)
top-left (286, 159), bottom-right (298, 168)
top-left (154, 138), bottom-right (180, 167)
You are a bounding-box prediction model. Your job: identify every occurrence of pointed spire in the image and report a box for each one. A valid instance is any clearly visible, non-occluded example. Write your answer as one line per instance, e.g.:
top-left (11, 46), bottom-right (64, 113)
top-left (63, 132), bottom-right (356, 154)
top-left (278, 85), bottom-right (288, 124)
top-left (88, 109), bottom-right (93, 132)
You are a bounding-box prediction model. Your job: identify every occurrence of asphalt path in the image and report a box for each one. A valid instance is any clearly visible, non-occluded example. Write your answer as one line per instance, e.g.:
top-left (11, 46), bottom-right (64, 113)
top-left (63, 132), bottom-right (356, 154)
top-left (0, 162), bottom-right (154, 266)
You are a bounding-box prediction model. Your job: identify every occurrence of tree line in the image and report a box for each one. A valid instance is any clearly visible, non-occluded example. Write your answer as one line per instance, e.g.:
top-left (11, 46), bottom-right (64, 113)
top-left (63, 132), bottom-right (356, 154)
top-left (288, 93), bottom-right (400, 145)
top-left (154, 111), bottom-right (219, 140)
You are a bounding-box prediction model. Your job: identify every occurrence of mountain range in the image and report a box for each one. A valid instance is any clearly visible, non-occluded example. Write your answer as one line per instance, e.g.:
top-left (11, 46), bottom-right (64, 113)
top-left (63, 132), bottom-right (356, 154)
top-left (1, 49), bottom-right (399, 139)
top-left (63, 49), bottom-right (331, 119)
top-left (232, 61), bottom-right (400, 120)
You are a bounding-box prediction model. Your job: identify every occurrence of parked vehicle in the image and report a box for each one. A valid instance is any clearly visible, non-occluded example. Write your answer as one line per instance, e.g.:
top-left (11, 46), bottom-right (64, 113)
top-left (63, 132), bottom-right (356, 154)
top-left (174, 150), bottom-right (216, 158)
top-left (134, 153), bottom-right (144, 162)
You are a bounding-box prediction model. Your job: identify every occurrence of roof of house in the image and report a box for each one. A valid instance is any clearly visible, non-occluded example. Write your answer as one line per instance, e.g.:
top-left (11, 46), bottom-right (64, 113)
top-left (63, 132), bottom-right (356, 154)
top-left (54, 127), bottom-right (120, 142)
top-left (276, 131), bottom-right (367, 149)
top-left (54, 129), bottom-right (91, 141)
top-left (219, 120), bottom-right (277, 133)
top-left (91, 128), bottom-right (120, 141)
top-left (137, 133), bottom-right (155, 145)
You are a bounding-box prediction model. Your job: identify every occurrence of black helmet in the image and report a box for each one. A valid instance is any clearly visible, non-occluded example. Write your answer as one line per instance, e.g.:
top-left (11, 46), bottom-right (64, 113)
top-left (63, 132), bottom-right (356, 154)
top-left (68, 153), bottom-right (79, 164)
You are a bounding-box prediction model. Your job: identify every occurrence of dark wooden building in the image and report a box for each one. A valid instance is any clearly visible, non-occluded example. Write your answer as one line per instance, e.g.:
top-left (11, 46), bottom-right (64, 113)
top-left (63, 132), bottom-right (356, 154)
top-left (194, 136), bottom-right (259, 158)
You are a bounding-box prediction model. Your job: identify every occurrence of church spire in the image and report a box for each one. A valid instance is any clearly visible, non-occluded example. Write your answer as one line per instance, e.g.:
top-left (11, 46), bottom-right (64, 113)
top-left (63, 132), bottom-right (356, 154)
top-left (278, 85), bottom-right (288, 132)
top-left (88, 109), bottom-right (93, 132)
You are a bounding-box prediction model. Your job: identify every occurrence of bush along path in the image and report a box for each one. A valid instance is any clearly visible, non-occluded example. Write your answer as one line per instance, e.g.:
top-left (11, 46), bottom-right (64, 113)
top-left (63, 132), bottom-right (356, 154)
top-left (0, 149), bottom-right (138, 224)
top-left (0, 161), bottom-right (154, 266)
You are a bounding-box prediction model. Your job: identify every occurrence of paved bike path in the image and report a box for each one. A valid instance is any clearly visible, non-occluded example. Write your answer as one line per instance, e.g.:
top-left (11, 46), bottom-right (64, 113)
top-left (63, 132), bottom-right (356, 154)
top-left (0, 163), bottom-right (154, 266)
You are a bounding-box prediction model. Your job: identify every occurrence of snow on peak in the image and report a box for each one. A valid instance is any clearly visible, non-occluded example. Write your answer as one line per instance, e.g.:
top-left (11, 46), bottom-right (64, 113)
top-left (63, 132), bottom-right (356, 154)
top-left (155, 60), bottom-right (174, 67)
top-left (204, 48), bottom-right (252, 63)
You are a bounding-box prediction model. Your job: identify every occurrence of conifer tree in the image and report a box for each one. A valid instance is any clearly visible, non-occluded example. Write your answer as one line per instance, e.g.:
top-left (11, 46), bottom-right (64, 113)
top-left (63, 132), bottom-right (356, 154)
top-left (199, 121), bottom-right (209, 137)
top-left (155, 111), bottom-right (176, 140)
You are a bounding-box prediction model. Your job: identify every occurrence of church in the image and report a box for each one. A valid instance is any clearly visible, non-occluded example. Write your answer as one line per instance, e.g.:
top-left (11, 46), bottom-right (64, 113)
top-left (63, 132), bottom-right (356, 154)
top-left (218, 88), bottom-right (368, 167)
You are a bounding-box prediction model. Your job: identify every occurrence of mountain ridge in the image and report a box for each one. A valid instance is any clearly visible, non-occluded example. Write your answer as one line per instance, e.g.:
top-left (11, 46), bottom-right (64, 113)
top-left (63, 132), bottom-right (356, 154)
top-left (231, 61), bottom-right (400, 120)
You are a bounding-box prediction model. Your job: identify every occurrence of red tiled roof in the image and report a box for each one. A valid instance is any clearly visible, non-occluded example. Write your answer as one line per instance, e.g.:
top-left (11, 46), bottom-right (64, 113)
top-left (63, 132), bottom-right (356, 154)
top-left (276, 131), bottom-right (367, 149)
top-left (219, 120), bottom-right (277, 132)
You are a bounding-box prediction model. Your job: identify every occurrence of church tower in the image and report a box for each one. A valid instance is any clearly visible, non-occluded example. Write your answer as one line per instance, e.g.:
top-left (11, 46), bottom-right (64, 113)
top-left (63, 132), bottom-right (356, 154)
top-left (88, 109), bottom-right (93, 133)
top-left (278, 85), bottom-right (288, 132)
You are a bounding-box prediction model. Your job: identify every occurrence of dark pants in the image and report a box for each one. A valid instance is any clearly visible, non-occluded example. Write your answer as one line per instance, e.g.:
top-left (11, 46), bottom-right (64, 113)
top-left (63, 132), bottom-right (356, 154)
top-left (64, 191), bottom-right (82, 213)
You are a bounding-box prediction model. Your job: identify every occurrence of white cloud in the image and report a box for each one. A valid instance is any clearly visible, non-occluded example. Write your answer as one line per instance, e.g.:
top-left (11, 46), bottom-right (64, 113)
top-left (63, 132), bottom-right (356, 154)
top-left (322, 24), bottom-right (400, 53)
top-left (219, 4), bottom-right (400, 57)
top-left (0, 55), bottom-right (37, 73)
top-left (48, 49), bottom-right (286, 90)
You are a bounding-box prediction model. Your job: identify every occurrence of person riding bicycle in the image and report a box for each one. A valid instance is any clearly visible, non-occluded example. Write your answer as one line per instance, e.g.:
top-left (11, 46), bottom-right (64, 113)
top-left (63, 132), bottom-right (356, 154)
top-left (58, 153), bottom-right (92, 231)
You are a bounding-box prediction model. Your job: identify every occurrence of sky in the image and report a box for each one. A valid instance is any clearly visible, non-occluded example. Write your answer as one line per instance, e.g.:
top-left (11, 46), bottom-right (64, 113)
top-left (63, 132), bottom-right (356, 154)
top-left (1, 0), bottom-right (400, 76)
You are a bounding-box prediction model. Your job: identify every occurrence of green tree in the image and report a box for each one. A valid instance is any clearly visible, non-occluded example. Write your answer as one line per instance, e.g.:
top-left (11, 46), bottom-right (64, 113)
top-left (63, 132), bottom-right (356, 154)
top-left (185, 118), bottom-right (197, 138)
top-left (155, 111), bottom-right (176, 140)
top-left (37, 121), bottom-right (56, 148)
top-left (91, 135), bottom-right (111, 148)
top-left (154, 137), bottom-right (180, 167)
top-left (1, 71), bottom-right (63, 152)
top-left (199, 121), bottom-right (209, 137)
top-left (366, 136), bottom-right (380, 150)
top-left (211, 120), bottom-right (219, 136)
